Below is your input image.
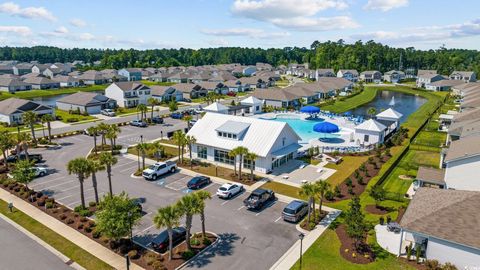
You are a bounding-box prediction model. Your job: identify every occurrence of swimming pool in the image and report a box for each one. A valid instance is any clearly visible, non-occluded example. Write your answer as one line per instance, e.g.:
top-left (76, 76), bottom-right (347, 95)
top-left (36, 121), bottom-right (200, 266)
top-left (267, 114), bottom-right (338, 143)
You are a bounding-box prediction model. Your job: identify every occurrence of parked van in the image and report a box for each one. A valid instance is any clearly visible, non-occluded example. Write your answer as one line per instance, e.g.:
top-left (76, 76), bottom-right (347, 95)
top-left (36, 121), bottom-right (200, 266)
top-left (282, 200), bottom-right (308, 223)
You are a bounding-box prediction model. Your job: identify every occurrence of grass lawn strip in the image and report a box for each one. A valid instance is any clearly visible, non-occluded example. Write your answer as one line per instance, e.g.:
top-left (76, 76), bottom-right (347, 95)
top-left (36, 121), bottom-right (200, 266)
top-left (55, 109), bottom-right (97, 123)
top-left (0, 85), bottom-right (106, 101)
top-left (325, 155), bottom-right (370, 187)
top-left (0, 199), bottom-right (113, 270)
top-left (320, 87), bottom-right (378, 113)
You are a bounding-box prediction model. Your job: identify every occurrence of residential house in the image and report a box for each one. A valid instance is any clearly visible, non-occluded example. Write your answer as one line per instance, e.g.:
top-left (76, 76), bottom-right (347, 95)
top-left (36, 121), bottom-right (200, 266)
top-left (336, 69), bottom-right (359, 82)
top-left (426, 80), bottom-right (465, 91)
top-left (417, 69), bottom-right (437, 77)
top-left (315, 69), bottom-right (336, 80)
top-left (240, 96), bottom-right (263, 114)
top-left (383, 70), bottom-right (406, 83)
top-left (416, 73), bottom-right (445, 88)
top-left (399, 188), bottom-right (480, 270)
top-left (78, 72), bottom-right (106, 85)
top-left (242, 66), bottom-right (257, 76)
top-left (186, 112), bottom-right (302, 173)
top-left (172, 83), bottom-right (207, 100)
top-left (284, 85), bottom-right (318, 104)
top-left (0, 98), bottom-right (54, 125)
top-left (56, 92), bottom-right (116, 114)
top-left (252, 88), bottom-right (300, 108)
top-left (105, 82), bottom-right (151, 108)
top-left (354, 119), bottom-right (387, 145)
top-left (52, 75), bottom-right (81, 88)
top-left (167, 72), bottom-right (190, 83)
top-left (209, 72), bottom-right (237, 82)
top-left (118, 68), bottom-right (142, 81)
top-left (149, 72), bottom-right (170, 83)
top-left (12, 63), bottom-right (34, 75)
top-left (190, 72), bottom-right (212, 84)
top-left (31, 64), bottom-right (48, 74)
top-left (449, 71), bottom-right (476, 82)
top-left (359, 71), bottom-right (382, 83)
top-left (223, 80), bottom-right (244, 93)
top-left (197, 82), bottom-right (229, 94)
top-left (204, 102), bottom-right (229, 114)
top-left (0, 77), bottom-right (32, 93)
top-left (43, 67), bottom-right (67, 78)
top-left (150, 85), bottom-right (183, 102)
top-left (0, 64), bottom-right (14, 75)
top-left (375, 108), bottom-right (403, 134)
top-left (23, 76), bottom-right (60, 89)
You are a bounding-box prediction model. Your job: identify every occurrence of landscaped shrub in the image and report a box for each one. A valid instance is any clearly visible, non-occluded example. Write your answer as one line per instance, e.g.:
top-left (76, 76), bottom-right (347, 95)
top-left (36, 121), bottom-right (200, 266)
top-left (79, 217), bottom-right (88, 222)
top-left (37, 198), bottom-right (46, 207)
top-left (145, 253), bottom-right (161, 265)
top-left (334, 185), bottom-right (341, 197)
top-left (379, 216), bottom-right (384, 225)
top-left (202, 237), bottom-right (212, 245)
top-left (109, 240), bottom-right (119, 250)
top-left (118, 244), bottom-right (130, 254)
top-left (425, 260), bottom-right (440, 270)
top-left (77, 223), bottom-right (84, 230)
top-left (128, 250), bottom-right (139, 259)
top-left (88, 220), bottom-right (95, 227)
top-left (348, 186), bottom-right (354, 195)
top-left (45, 198), bottom-right (54, 204)
top-left (406, 242), bottom-right (412, 261)
top-left (66, 218), bottom-right (74, 224)
top-left (150, 260), bottom-right (166, 270)
top-left (181, 250), bottom-right (196, 260)
top-left (345, 178), bottom-right (352, 187)
top-left (74, 205), bottom-right (85, 212)
top-left (190, 237), bottom-right (200, 246)
top-left (386, 215), bottom-right (392, 223)
top-left (325, 190), bottom-right (334, 201)
top-left (84, 226), bottom-right (92, 233)
top-left (45, 202), bottom-right (54, 209)
top-left (92, 229), bottom-right (101, 239)
top-left (357, 176), bottom-right (364, 185)
top-left (59, 214), bottom-right (67, 220)
top-left (79, 209), bottom-right (92, 217)
top-left (88, 201), bottom-right (96, 207)
top-left (36, 192), bottom-right (43, 198)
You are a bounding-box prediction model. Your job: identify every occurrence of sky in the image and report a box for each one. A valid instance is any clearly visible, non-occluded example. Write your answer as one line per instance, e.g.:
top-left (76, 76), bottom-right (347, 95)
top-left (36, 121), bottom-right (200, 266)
top-left (0, 0), bottom-right (479, 50)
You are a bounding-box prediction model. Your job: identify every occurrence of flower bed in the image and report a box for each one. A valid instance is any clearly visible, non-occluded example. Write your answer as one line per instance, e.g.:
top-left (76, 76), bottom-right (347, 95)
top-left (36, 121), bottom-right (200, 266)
top-left (336, 224), bottom-right (375, 264)
top-left (299, 210), bottom-right (328, 231)
top-left (0, 176), bottom-right (217, 270)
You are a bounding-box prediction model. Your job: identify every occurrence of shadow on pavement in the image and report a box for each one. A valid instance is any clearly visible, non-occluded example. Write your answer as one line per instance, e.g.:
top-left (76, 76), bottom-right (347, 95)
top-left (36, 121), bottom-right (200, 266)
top-left (184, 232), bottom-right (240, 268)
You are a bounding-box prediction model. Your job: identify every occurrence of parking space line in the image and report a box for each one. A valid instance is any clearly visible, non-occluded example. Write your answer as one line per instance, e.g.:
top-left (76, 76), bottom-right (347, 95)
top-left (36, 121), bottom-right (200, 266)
top-left (255, 212), bottom-right (261, 216)
top-left (44, 179), bottom-right (76, 189)
top-left (237, 206), bottom-right (245, 211)
top-left (113, 160), bottom-right (136, 168)
top-left (30, 176), bottom-right (67, 188)
top-left (61, 184), bottom-right (80, 192)
top-left (221, 200), bottom-right (230, 206)
top-left (139, 224), bottom-right (155, 234)
top-left (274, 216), bottom-right (282, 223)
top-left (56, 194), bottom-right (75, 201)
top-left (119, 164), bottom-right (139, 173)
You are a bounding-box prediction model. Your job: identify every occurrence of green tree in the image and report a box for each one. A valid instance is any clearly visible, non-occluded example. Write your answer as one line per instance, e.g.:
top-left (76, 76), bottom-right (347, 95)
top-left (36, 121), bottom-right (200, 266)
top-left (228, 150), bottom-right (237, 176)
top-left (344, 196), bottom-right (368, 249)
top-left (299, 182), bottom-right (316, 225)
top-left (13, 132), bottom-right (31, 161)
top-left (194, 190), bottom-right (211, 239)
top-left (87, 126), bottom-right (99, 155)
top-left (67, 157), bottom-right (92, 209)
top-left (99, 152), bottom-right (118, 196)
top-left (230, 146), bottom-right (249, 181)
top-left (96, 192), bottom-right (142, 242)
top-left (150, 141), bottom-right (165, 161)
top-left (168, 100), bottom-right (178, 112)
top-left (0, 131), bottom-right (14, 169)
top-left (367, 107), bottom-right (377, 119)
top-left (41, 114), bottom-right (54, 143)
top-left (97, 122), bottom-right (110, 146)
top-left (185, 135), bottom-right (196, 169)
top-left (147, 97), bottom-right (159, 120)
top-left (369, 185), bottom-right (386, 208)
top-left (153, 204), bottom-right (181, 261)
top-left (184, 115), bottom-right (192, 129)
top-left (316, 180), bottom-right (331, 215)
top-left (136, 104), bottom-right (148, 121)
top-left (88, 159), bottom-right (105, 204)
top-left (11, 160), bottom-right (35, 189)
top-left (22, 111), bottom-right (38, 144)
top-left (244, 151), bottom-right (258, 181)
top-left (106, 125), bottom-right (121, 153)
top-left (135, 143), bottom-right (150, 170)
top-left (172, 131), bottom-right (185, 163)
top-left (176, 193), bottom-right (203, 251)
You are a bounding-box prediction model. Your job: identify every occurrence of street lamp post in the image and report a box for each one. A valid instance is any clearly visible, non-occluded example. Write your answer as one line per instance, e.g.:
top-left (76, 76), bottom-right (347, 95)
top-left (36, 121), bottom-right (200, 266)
top-left (299, 233), bottom-right (305, 270)
top-left (128, 211), bottom-right (133, 240)
top-left (125, 254), bottom-right (130, 270)
top-left (140, 135), bottom-right (143, 143)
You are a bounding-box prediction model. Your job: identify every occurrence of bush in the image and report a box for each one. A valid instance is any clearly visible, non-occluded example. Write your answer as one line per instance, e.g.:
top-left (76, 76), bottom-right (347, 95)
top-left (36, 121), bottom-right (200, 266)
top-left (79, 209), bottom-right (92, 217)
top-left (386, 215), bottom-right (392, 223)
top-left (45, 198), bottom-right (54, 203)
top-left (37, 198), bottom-right (46, 207)
top-left (145, 253), bottom-right (161, 266)
top-left (92, 229), bottom-right (101, 239)
top-left (66, 118), bottom-right (79, 123)
top-left (379, 216), bottom-right (384, 225)
top-left (109, 240), bottom-right (119, 250)
top-left (45, 202), bottom-right (54, 209)
top-left (36, 192), bottom-right (43, 198)
top-left (88, 201), bottom-right (97, 207)
top-left (128, 250), bottom-right (139, 259)
top-left (118, 244), bottom-right (130, 255)
top-left (190, 237), bottom-right (200, 246)
top-left (334, 185), bottom-right (342, 197)
top-left (74, 205), bottom-right (85, 213)
top-left (425, 260), bottom-right (440, 270)
top-left (77, 223), bottom-right (84, 230)
top-left (150, 261), bottom-right (166, 270)
top-left (345, 178), bottom-right (352, 187)
top-left (88, 220), bottom-right (95, 227)
top-left (181, 250), bottom-right (196, 260)
top-left (325, 190), bottom-right (334, 201)
top-left (80, 217), bottom-right (88, 222)
top-left (66, 218), bottom-right (74, 224)
top-left (84, 226), bottom-right (93, 233)
top-left (348, 186), bottom-right (354, 195)
top-left (202, 237), bottom-right (212, 246)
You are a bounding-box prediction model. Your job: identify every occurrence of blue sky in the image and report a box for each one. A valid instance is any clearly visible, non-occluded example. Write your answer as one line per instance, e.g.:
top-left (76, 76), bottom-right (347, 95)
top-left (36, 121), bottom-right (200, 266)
top-left (0, 0), bottom-right (479, 50)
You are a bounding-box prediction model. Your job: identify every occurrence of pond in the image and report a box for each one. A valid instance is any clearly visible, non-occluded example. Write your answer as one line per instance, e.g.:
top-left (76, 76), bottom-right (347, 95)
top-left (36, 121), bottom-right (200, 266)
top-left (347, 90), bottom-right (427, 123)
top-left (31, 91), bottom-right (104, 107)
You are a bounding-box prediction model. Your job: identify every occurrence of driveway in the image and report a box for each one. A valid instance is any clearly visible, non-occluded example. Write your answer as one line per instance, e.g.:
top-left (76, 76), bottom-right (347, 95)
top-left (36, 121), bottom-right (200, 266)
top-left (375, 224), bottom-right (401, 255)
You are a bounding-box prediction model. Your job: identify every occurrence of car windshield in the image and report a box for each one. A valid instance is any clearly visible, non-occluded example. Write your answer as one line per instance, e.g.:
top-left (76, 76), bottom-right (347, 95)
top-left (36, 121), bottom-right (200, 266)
top-left (147, 165), bottom-right (155, 170)
top-left (190, 178), bottom-right (200, 184)
top-left (283, 208), bottom-right (296, 214)
top-left (219, 187), bottom-right (227, 191)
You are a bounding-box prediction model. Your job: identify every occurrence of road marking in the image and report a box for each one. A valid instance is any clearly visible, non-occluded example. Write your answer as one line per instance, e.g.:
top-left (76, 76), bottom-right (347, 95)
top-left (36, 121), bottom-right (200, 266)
top-left (56, 194), bottom-right (75, 201)
top-left (221, 200), bottom-right (230, 206)
top-left (68, 136), bottom-right (85, 143)
top-left (30, 176), bottom-right (67, 188)
top-left (274, 216), bottom-right (282, 223)
top-left (43, 179), bottom-right (76, 189)
top-left (113, 159), bottom-right (136, 168)
top-left (255, 212), bottom-right (261, 216)
top-left (237, 206), bottom-right (245, 211)
top-left (119, 164), bottom-right (139, 173)
top-left (61, 185), bottom-right (80, 192)
top-left (140, 224), bottom-right (155, 234)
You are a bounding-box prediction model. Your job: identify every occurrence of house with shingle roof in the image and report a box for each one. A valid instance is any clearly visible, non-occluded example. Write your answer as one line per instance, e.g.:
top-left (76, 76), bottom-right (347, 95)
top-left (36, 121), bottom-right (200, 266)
top-left (172, 83), bottom-right (207, 100)
top-left (0, 98), bottom-right (55, 125)
top-left (78, 71), bottom-right (106, 85)
top-left (13, 63), bottom-right (34, 76)
top-left (56, 92), bottom-right (116, 114)
top-left (383, 70), bottom-right (405, 83)
top-left (252, 88), bottom-right (300, 108)
top-left (336, 69), bottom-right (359, 82)
top-left (359, 70), bottom-right (382, 83)
top-left (399, 188), bottom-right (480, 269)
top-left (0, 77), bottom-right (32, 93)
top-left (449, 71), bottom-right (476, 82)
top-left (52, 75), bottom-right (80, 88)
top-left (118, 68), bottom-right (142, 81)
top-left (416, 73), bottom-right (446, 89)
top-left (23, 76), bottom-right (60, 89)
top-left (150, 85), bottom-right (183, 102)
top-left (105, 82), bottom-right (151, 108)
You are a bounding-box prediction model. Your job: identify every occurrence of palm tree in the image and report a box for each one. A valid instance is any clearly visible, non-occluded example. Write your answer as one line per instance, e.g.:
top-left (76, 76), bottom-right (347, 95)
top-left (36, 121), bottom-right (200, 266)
top-left (99, 152), bottom-right (118, 196)
top-left (194, 190), bottom-right (211, 239)
top-left (22, 111), bottom-right (38, 144)
top-left (367, 107), bottom-right (377, 119)
top-left (299, 182), bottom-right (316, 225)
top-left (0, 131), bottom-right (14, 169)
top-left (136, 104), bottom-right (147, 121)
top-left (232, 146), bottom-right (249, 181)
top-left (185, 135), bottom-right (196, 169)
top-left (136, 143), bottom-right (150, 170)
top-left (316, 181), bottom-right (331, 216)
top-left (153, 205), bottom-right (181, 261)
top-left (88, 159), bottom-right (105, 204)
top-left (228, 149), bottom-right (237, 176)
top-left (67, 157), bottom-right (92, 208)
top-left (105, 125), bottom-right (120, 153)
top-left (183, 115), bottom-right (192, 130)
top-left (41, 114), bottom-right (54, 143)
top-left (244, 151), bottom-right (258, 181)
top-left (176, 193), bottom-right (203, 251)
top-left (87, 126), bottom-right (99, 155)
top-left (97, 123), bottom-right (110, 146)
top-left (172, 131), bottom-right (185, 163)
top-left (14, 132), bottom-right (31, 161)
top-left (147, 97), bottom-right (159, 120)
top-left (150, 141), bottom-right (165, 161)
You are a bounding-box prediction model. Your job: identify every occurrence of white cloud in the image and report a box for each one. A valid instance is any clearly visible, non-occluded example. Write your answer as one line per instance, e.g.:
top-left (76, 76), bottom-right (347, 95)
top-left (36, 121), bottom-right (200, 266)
top-left (350, 19), bottom-right (480, 44)
top-left (0, 2), bottom-right (56, 21)
top-left (0, 25), bottom-right (31, 36)
top-left (54, 26), bottom-right (69, 34)
top-left (208, 38), bottom-right (229, 46)
top-left (364, 0), bottom-right (408, 12)
top-left (230, 0), bottom-right (357, 32)
top-left (78, 33), bottom-right (95, 41)
top-left (70, 18), bottom-right (87, 27)
top-left (201, 28), bottom-right (290, 39)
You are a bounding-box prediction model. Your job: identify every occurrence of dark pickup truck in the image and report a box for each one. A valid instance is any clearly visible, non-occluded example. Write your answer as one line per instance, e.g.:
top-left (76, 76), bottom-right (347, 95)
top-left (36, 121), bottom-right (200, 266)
top-left (243, 188), bottom-right (275, 210)
top-left (6, 153), bottom-right (43, 163)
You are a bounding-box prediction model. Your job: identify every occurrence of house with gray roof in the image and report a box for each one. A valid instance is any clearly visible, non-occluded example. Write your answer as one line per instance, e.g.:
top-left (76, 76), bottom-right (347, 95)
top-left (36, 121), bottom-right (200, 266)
top-left (56, 92), bottom-right (116, 114)
top-left (105, 82), bottom-right (151, 108)
top-left (23, 76), bottom-right (60, 89)
top-left (150, 85), bottom-right (183, 102)
top-left (0, 98), bottom-right (54, 125)
top-left (118, 68), bottom-right (142, 81)
top-left (52, 75), bottom-right (80, 88)
top-left (0, 77), bottom-right (32, 93)
top-left (416, 73), bottom-right (445, 89)
top-left (383, 70), bottom-right (405, 83)
top-left (78, 71), bottom-right (106, 85)
top-left (252, 88), bottom-right (300, 108)
top-left (449, 71), bottom-right (476, 82)
top-left (336, 69), bottom-right (359, 82)
top-left (0, 64), bottom-right (14, 75)
top-left (172, 83), bottom-right (207, 99)
top-left (399, 188), bottom-right (480, 269)
top-left (314, 69), bottom-right (336, 80)
top-left (167, 72), bottom-right (190, 83)
top-left (13, 63), bottom-right (34, 75)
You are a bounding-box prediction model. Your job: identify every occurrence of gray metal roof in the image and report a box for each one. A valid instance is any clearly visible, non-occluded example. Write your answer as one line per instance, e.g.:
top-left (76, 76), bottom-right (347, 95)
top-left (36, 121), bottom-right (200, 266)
top-left (215, 120), bottom-right (251, 134)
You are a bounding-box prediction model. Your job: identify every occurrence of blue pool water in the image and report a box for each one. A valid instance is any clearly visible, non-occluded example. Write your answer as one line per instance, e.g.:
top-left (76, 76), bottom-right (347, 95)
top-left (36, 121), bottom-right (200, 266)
top-left (268, 115), bottom-right (336, 143)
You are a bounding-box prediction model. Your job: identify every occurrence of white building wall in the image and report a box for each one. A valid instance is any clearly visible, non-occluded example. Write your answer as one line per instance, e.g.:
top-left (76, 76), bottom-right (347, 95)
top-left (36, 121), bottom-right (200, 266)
top-left (105, 84), bottom-right (126, 107)
top-left (354, 129), bottom-right (383, 145)
top-left (0, 113), bottom-right (12, 124)
top-left (445, 155), bottom-right (480, 191)
top-left (426, 237), bottom-right (480, 269)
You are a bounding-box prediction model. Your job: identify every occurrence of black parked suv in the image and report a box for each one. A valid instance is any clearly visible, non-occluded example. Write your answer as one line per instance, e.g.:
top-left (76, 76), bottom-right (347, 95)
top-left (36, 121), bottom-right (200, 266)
top-left (282, 200), bottom-right (308, 223)
top-left (150, 227), bottom-right (186, 253)
top-left (243, 188), bottom-right (275, 210)
top-left (6, 153), bottom-right (43, 163)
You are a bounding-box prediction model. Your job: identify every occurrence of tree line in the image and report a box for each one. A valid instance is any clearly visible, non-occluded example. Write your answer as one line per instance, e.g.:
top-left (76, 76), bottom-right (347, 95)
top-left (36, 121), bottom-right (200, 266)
top-left (1, 40), bottom-right (479, 75)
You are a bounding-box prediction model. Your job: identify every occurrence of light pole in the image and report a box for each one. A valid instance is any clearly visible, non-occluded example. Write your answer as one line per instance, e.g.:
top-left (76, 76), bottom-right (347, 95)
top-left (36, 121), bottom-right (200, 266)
top-left (299, 233), bottom-right (305, 270)
top-left (128, 211), bottom-right (133, 240)
top-left (125, 254), bottom-right (130, 270)
top-left (140, 135), bottom-right (143, 143)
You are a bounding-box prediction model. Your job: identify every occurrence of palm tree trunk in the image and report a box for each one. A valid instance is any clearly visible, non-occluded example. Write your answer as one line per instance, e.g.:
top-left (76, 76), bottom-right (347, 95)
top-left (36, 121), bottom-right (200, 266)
top-left (319, 197), bottom-right (323, 216)
top-left (233, 156), bottom-right (237, 176)
top-left (30, 124), bottom-right (36, 144)
top-left (107, 166), bottom-right (113, 196)
top-left (47, 122), bottom-right (51, 143)
top-left (189, 146), bottom-right (193, 169)
top-left (92, 172), bottom-right (99, 204)
top-left (201, 210), bottom-right (206, 239)
top-left (151, 105), bottom-right (154, 120)
top-left (93, 135), bottom-right (97, 155)
top-left (137, 149), bottom-right (140, 171)
top-left (168, 228), bottom-right (174, 261)
top-left (79, 177), bottom-right (85, 208)
top-left (238, 155), bottom-right (243, 181)
top-left (250, 167), bottom-right (253, 181)
top-left (177, 145), bottom-right (181, 163)
top-left (2, 151), bottom-right (8, 169)
top-left (142, 155), bottom-right (145, 169)
top-left (312, 198), bottom-right (316, 222)
top-left (186, 215), bottom-right (192, 251)
top-left (307, 197), bottom-right (312, 224)
top-left (110, 138), bottom-right (114, 154)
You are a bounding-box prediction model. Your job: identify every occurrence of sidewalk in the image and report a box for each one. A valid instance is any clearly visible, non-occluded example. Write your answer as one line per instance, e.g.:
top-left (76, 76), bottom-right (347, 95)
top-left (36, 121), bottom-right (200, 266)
top-left (0, 188), bottom-right (144, 270)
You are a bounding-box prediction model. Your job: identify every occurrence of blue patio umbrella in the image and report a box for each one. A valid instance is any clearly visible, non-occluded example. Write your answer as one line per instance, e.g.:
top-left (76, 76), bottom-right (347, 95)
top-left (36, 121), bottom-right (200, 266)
top-left (344, 111), bottom-right (352, 116)
top-left (300, 105), bottom-right (320, 114)
top-left (313, 121), bottom-right (340, 133)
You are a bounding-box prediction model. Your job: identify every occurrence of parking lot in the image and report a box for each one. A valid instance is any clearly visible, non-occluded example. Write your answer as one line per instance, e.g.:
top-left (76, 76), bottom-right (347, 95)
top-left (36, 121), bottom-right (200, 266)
top-left (28, 121), bottom-right (300, 270)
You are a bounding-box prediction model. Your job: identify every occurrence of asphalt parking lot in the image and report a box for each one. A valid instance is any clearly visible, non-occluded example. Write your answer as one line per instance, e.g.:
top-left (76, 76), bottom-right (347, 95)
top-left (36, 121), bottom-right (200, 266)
top-left (29, 121), bottom-right (300, 270)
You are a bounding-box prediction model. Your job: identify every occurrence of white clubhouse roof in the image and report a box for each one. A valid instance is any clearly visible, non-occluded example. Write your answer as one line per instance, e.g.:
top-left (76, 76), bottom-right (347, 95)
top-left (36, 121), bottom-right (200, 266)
top-left (240, 96), bottom-right (262, 105)
top-left (187, 113), bottom-right (301, 157)
top-left (204, 102), bottom-right (228, 112)
top-left (376, 108), bottom-right (403, 119)
top-left (355, 119), bottom-right (387, 132)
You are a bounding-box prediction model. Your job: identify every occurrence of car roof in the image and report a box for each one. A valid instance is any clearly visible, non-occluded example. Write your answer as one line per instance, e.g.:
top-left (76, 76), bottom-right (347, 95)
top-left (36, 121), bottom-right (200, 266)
top-left (190, 176), bottom-right (206, 182)
top-left (221, 183), bottom-right (236, 188)
top-left (285, 200), bottom-right (307, 209)
top-left (252, 188), bottom-right (268, 195)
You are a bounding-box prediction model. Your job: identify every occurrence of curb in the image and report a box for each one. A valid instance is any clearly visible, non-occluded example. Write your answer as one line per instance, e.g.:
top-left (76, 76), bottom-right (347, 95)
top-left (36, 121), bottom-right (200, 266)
top-left (0, 212), bottom-right (86, 270)
top-left (175, 231), bottom-right (220, 270)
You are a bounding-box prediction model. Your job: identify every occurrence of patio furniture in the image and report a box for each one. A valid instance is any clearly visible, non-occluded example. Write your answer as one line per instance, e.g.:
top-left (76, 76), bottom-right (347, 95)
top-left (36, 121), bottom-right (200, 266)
top-left (387, 222), bottom-right (401, 233)
top-left (282, 175), bottom-right (289, 180)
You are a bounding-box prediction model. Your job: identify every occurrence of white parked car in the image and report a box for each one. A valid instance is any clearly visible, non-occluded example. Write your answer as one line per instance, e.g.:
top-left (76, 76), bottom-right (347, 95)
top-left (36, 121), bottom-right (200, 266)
top-left (216, 183), bottom-right (244, 199)
top-left (101, 109), bottom-right (116, 117)
top-left (8, 166), bottom-right (48, 178)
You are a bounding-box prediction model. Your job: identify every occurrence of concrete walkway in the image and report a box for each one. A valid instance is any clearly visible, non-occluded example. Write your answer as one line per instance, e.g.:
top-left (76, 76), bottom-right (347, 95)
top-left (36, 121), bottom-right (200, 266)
top-left (375, 224), bottom-right (401, 256)
top-left (0, 188), bottom-right (144, 270)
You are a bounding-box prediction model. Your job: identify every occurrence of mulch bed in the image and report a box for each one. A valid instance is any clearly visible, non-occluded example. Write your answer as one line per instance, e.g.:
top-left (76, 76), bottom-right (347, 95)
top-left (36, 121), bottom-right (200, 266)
top-left (336, 224), bottom-right (375, 264)
top-left (0, 176), bottom-right (217, 270)
top-left (365, 204), bottom-right (393, 215)
top-left (327, 153), bottom-right (391, 202)
top-left (299, 210), bottom-right (328, 231)
top-left (398, 257), bottom-right (428, 270)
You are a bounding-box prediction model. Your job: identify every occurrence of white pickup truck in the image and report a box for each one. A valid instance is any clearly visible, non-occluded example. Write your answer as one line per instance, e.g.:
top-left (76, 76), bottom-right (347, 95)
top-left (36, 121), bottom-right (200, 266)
top-left (142, 161), bottom-right (177, 180)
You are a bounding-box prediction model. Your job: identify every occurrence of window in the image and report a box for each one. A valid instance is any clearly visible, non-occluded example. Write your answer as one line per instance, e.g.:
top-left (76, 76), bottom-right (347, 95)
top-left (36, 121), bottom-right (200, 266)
top-left (227, 133), bottom-right (232, 138)
top-left (232, 134), bottom-right (237, 139)
top-left (139, 91), bottom-right (143, 95)
top-left (243, 158), bottom-right (255, 170)
top-left (364, 134), bottom-right (369, 142)
top-left (214, 149), bottom-right (234, 165)
top-left (197, 146), bottom-right (207, 159)
top-left (282, 137), bottom-right (286, 146)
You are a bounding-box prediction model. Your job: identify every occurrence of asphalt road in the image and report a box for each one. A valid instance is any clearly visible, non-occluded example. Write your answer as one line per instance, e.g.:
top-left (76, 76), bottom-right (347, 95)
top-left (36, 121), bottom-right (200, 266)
top-left (0, 217), bottom-right (73, 270)
top-left (29, 122), bottom-right (299, 270)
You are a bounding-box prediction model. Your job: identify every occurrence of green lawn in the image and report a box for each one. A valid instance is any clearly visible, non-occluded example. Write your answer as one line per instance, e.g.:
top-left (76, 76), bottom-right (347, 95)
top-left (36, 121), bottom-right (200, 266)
top-left (321, 87), bottom-right (378, 113)
top-left (260, 181), bottom-right (305, 200)
top-left (412, 131), bottom-right (446, 148)
top-left (0, 85), bottom-right (106, 101)
top-left (140, 80), bottom-right (176, 87)
top-left (0, 124), bottom-right (43, 133)
top-left (292, 229), bottom-right (414, 270)
top-left (127, 144), bottom-right (179, 161)
top-left (55, 109), bottom-right (97, 123)
top-left (325, 155), bottom-right (370, 187)
top-left (0, 199), bottom-right (113, 270)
